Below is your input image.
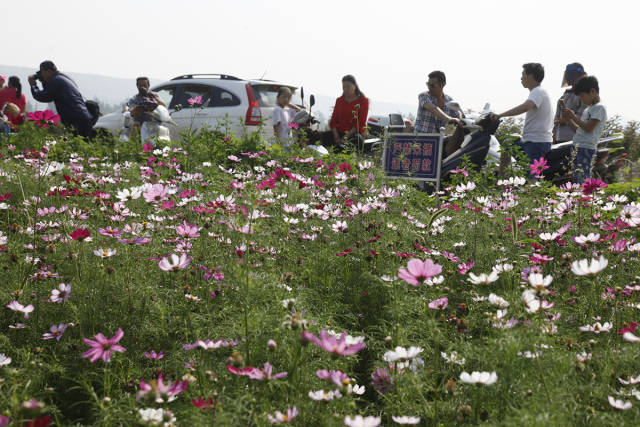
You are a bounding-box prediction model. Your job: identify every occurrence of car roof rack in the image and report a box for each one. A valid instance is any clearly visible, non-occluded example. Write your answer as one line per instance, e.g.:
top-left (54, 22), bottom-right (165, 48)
top-left (171, 74), bottom-right (242, 81)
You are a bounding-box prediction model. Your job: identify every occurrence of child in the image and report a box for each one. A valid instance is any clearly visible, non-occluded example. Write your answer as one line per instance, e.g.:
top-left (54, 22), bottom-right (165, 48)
top-left (272, 87), bottom-right (300, 148)
top-left (561, 76), bottom-right (607, 183)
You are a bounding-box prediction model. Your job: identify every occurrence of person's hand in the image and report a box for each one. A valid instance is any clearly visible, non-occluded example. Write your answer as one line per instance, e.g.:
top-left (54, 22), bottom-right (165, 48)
top-left (562, 109), bottom-right (577, 122)
top-left (129, 106), bottom-right (143, 117)
top-left (449, 117), bottom-right (462, 127)
top-left (28, 75), bottom-right (37, 86)
top-left (489, 113), bottom-right (501, 121)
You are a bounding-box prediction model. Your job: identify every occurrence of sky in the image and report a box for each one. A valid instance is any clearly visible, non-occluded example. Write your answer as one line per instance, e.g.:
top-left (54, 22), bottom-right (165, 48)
top-left (4, 0), bottom-right (639, 120)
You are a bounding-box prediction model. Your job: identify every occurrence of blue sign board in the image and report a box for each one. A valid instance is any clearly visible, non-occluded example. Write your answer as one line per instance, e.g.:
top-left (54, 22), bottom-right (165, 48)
top-left (383, 133), bottom-right (443, 181)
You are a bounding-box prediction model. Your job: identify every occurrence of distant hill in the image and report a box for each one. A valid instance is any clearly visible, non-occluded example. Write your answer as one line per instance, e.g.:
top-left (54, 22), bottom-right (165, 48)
top-left (1, 64), bottom-right (416, 119)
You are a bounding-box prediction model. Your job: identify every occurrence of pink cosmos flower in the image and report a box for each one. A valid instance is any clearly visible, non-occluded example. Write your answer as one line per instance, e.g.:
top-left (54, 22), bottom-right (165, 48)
top-left (136, 375), bottom-right (188, 403)
top-left (398, 258), bottom-right (443, 286)
top-left (188, 96), bottom-right (203, 106)
top-left (529, 157), bottom-right (549, 178)
top-left (428, 297), bottom-right (448, 310)
top-left (316, 369), bottom-right (351, 387)
top-left (27, 110), bottom-right (60, 127)
top-left (143, 350), bottom-right (164, 359)
top-left (158, 253), bottom-right (192, 271)
top-left (7, 300), bottom-right (34, 319)
top-left (82, 328), bottom-right (126, 363)
top-left (288, 122), bottom-right (299, 130)
top-left (301, 330), bottom-right (366, 356)
top-left (176, 221), bottom-right (200, 238)
top-left (227, 362), bottom-right (287, 380)
top-left (42, 323), bottom-right (68, 341)
top-left (143, 184), bottom-right (169, 203)
top-left (451, 166), bottom-right (469, 177)
top-left (267, 406), bottom-right (298, 424)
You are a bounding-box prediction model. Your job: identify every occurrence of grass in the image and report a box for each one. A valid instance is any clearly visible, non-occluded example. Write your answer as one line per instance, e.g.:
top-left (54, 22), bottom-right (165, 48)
top-left (0, 126), bottom-right (640, 426)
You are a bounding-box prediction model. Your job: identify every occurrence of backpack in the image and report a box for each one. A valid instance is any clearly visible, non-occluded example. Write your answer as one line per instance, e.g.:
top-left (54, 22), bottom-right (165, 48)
top-left (85, 100), bottom-right (100, 126)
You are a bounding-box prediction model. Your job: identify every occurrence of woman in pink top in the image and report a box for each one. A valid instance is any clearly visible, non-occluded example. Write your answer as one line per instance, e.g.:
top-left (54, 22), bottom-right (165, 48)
top-left (0, 76), bottom-right (26, 128)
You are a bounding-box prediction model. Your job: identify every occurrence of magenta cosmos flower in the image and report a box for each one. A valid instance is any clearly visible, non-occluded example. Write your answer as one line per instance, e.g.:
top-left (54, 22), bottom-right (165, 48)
top-left (398, 258), bottom-right (443, 286)
top-left (82, 328), bottom-right (126, 362)
top-left (27, 110), bottom-right (60, 127)
top-left (301, 330), bottom-right (365, 356)
top-left (529, 157), bottom-right (549, 177)
top-left (158, 253), bottom-right (192, 271)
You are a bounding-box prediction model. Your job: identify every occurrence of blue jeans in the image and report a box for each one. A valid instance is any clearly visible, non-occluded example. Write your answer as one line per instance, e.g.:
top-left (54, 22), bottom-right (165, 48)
top-left (572, 146), bottom-right (595, 183)
top-left (516, 140), bottom-right (552, 163)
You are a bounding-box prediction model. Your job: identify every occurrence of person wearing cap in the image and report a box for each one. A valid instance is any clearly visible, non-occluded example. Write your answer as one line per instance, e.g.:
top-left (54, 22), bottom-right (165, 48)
top-left (552, 63), bottom-right (587, 143)
top-left (28, 60), bottom-right (95, 138)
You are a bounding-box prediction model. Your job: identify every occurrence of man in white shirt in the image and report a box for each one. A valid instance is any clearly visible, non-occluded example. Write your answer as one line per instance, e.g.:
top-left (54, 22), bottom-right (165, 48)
top-left (491, 63), bottom-right (553, 175)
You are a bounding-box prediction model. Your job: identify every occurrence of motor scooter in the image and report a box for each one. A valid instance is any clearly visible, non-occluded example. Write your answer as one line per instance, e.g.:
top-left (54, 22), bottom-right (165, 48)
top-left (542, 133), bottom-right (625, 184)
top-left (119, 105), bottom-right (175, 144)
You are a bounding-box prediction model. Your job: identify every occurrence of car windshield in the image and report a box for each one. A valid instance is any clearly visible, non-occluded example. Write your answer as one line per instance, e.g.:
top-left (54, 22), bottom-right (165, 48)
top-left (250, 84), bottom-right (303, 108)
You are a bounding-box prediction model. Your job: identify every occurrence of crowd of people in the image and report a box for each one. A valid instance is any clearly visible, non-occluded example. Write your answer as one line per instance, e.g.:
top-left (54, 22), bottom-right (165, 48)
top-left (1, 60), bottom-right (606, 182)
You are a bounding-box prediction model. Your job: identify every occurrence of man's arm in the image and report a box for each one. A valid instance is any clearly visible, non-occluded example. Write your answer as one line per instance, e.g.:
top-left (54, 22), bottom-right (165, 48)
top-left (422, 102), bottom-right (462, 125)
top-left (29, 78), bottom-right (56, 103)
top-left (494, 100), bottom-right (536, 119)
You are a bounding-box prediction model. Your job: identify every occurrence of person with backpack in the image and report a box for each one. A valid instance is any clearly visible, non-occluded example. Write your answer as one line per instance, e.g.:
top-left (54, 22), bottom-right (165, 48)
top-left (28, 61), bottom-right (96, 138)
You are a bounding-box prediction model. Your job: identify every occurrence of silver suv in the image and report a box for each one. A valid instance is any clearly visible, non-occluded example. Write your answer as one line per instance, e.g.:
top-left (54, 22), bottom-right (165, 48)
top-left (94, 74), bottom-right (303, 141)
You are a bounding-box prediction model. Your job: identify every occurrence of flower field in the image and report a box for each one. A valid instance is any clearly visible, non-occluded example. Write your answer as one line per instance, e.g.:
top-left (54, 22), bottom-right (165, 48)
top-left (1, 128), bottom-right (640, 426)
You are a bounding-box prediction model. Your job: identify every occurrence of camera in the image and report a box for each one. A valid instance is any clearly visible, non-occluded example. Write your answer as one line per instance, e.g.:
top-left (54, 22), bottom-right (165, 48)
top-left (32, 71), bottom-right (43, 82)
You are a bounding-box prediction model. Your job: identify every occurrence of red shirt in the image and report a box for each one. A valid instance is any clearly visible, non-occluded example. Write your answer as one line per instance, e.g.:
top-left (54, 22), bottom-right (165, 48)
top-left (329, 95), bottom-right (369, 134)
top-left (0, 88), bottom-right (26, 127)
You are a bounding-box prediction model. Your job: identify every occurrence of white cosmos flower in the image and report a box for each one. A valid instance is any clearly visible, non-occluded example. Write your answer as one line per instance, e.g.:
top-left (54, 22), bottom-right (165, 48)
top-left (424, 275), bottom-right (444, 286)
top-left (575, 352), bottom-right (592, 362)
top-left (573, 233), bottom-right (600, 246)
top-left (383, 346), bottom-right (423, 362)
top-left (0, 353), bottom-right (11, 366)
top-left (467, 271), bottom-right (499, 285)
top-left (93, 248), bottom-right (117, 258)
top-left (608, 396), bottom-right (632, 410)
top-left (622, 331), bottom-right (640, 343)
top-left (344, 415), bottom-right (381, 427)
top-left (441, 351), bottom-right (466, 365)
top-left (618, 374), bottom-right (640, 385)
top-left (571, 256), bottom-right (608, 276)
top-left (459, 371), bottom-right (498, 385)
top-left (456, 182), bottom-right (476, 192)
top-left (538, 232), bottom-right (558, 241)
top-left (528, 273), bottom-right (553, 294)
top-left (492, 263), bottom-right (513, 274)
top-left (331, 221), bottom-right (348, 232)
top-left (391, 415), bottom-right (421, 424)
top-left (620, 204), bottom-right (640, 226)
top-left (308, 389), bottom-right (342, 401)
top-left (521, 289), bottom-right (540, 313)
top-left (488, 293), bottom-right (509, 308)
top-left (578, 322), bottom-right (613, 334)
top-left (348, 384), bottom-right (365, 395)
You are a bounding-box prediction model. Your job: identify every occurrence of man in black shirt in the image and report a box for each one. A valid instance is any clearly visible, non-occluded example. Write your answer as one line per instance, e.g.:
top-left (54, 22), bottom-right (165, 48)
top-left (29, 61), bottom-right (94, 138)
